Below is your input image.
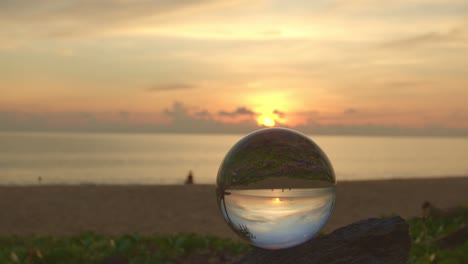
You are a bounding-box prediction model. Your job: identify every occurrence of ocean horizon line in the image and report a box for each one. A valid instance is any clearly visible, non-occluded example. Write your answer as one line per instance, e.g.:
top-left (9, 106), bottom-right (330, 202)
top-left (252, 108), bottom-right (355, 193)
top-left (2, 129), bottom-right (468, 138)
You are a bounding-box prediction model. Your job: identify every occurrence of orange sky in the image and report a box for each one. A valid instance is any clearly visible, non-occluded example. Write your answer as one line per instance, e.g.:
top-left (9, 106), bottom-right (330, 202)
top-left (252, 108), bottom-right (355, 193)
top-left (1, 1), bottom-right (468, 135)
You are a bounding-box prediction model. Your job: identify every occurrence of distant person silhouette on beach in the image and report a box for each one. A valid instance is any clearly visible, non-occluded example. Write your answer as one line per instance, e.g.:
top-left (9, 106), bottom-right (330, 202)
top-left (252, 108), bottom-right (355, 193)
top-left (185, 170), bottom-right (194, 185)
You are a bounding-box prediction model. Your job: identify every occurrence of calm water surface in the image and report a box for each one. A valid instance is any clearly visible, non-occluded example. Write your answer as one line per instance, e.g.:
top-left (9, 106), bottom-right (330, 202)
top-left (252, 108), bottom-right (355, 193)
top-left (1, 132), bottom-right (468, 185)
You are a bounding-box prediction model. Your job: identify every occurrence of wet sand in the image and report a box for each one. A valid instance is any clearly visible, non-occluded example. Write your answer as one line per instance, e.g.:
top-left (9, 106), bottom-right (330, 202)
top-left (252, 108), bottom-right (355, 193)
top-left (0, 177), bottom-right (467, 240)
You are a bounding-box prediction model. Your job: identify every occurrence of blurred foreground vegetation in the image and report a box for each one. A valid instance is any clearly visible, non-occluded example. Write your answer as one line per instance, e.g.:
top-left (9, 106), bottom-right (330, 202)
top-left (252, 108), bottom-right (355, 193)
top-left (0, 214), bottom-right (466, 264)
top-left (0, 233), bottom-right (249, 264)
top-left (409, 215), bottom-right (467, 264)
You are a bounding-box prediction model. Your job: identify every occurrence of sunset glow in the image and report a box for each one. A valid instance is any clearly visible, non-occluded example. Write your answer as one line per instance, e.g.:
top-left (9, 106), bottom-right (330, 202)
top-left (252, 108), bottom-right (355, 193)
top-left (0, 1), bottom-right (467, 135)
top-left (258, 115), bottom-right (276, 127)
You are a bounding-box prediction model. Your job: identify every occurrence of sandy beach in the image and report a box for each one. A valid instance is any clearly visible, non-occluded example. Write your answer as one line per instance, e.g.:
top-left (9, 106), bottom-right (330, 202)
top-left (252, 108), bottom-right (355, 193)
top-left (1, 177), bottom-right (467, 240)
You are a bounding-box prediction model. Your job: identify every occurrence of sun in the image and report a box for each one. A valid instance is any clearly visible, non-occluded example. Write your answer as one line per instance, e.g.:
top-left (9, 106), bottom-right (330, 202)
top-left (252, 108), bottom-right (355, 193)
top-left (257, 115), bottom-right (276, 127)
top-left (273, 197), bottom-right (281, 204)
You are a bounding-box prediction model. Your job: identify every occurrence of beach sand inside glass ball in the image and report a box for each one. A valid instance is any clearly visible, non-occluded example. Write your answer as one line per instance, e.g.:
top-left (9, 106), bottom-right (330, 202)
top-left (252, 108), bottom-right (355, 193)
top-left (216, 128), bottom-right (336, 249)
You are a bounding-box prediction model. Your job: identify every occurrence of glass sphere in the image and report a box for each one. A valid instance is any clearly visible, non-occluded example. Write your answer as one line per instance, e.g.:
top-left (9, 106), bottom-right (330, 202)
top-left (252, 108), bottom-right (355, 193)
top-left (216, 128), bottom-right (336, 249)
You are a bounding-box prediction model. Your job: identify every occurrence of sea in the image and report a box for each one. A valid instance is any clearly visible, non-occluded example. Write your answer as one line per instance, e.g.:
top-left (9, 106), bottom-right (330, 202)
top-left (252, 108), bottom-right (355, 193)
top-left (1, 131), bottom-right (468, 185)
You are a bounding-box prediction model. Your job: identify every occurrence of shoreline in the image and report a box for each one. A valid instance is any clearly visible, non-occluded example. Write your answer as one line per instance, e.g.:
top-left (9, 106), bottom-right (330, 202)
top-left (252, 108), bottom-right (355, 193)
top-left (2, 175), bottom-right (468, 187)
top-left (1, 177), bottom-right (467, 240)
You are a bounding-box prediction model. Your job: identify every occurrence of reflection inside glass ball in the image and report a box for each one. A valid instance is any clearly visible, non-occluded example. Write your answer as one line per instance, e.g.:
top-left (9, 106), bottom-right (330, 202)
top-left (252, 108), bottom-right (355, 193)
top-left (216, 128), bottom-right (336, 250)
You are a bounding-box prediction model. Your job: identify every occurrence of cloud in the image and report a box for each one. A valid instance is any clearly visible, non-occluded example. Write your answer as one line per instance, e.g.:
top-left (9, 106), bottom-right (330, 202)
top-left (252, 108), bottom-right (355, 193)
top-left (343, 108), bottom-right (357, 114)
top-left (273, 109), bottom-right (285, 118)
top-left (0, 0), bottom-right (246, 38)
top-left (382, 81), bottom-right (429, 88)
top-left (148, 83), bottom-right (196, 92)
top-left (194, 110), bottom-right (212, 119)
top-left (0, 111), bottom-right (99, 131)
top-left (0, 102), bottom-right (258, 134)
top-left (382, 27), bottom-right (466, 47)
top-left (163, 101), bottom-right (190, 118)
top-left (295, 122), bottom-right (468, 137)
top-left (1, 108), bottom-right (468, 136)
top-left (162, 102), bottom-right (259, 133)
top-left (218, 107), bottom-right (256, 117)
top-left (119, 111), bottom-right (131, 119)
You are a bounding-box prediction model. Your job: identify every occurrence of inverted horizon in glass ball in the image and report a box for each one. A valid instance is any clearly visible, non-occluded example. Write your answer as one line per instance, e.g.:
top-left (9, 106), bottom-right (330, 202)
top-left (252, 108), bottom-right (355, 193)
top-left (216, 127), bottom-right (336, 250)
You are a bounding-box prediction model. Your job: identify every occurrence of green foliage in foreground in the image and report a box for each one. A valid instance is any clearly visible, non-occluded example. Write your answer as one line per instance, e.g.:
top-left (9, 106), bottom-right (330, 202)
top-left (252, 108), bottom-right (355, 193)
top-left (0, 215), bottom-right (466, 264)
top-left (409, 216), bottom-right (467, 264)
top-left (0, 233), bottom-right (249, 264)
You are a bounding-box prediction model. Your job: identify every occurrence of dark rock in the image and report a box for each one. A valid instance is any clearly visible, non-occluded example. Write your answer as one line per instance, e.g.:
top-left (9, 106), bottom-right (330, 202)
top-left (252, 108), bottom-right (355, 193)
top-left (236, 216), bottom-right (410, 264)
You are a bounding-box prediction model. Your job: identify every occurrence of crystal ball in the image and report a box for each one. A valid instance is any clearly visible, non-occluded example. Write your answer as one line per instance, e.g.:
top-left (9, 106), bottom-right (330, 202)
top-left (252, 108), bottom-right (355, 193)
top-left (216, 128), bottom-right (336, 249)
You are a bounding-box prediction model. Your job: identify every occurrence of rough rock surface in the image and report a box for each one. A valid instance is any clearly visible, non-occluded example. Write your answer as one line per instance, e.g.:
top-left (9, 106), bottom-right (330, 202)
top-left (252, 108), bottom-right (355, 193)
top-left (237, 216), bottom-right (410, 264)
